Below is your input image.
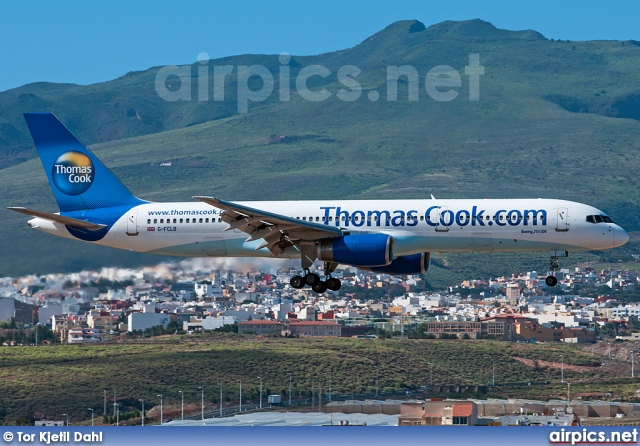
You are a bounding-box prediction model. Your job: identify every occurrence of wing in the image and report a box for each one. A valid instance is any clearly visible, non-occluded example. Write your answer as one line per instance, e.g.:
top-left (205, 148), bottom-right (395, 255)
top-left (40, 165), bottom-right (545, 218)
top-left (193, 196), bottom-right (343, 256)
top-left (8, 207), bottom-right (107, 231)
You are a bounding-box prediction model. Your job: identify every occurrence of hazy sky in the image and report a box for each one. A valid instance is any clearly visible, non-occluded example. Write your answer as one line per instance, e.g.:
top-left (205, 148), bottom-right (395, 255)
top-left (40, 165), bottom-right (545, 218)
top-left (1, 0), bottom-right (639, 92)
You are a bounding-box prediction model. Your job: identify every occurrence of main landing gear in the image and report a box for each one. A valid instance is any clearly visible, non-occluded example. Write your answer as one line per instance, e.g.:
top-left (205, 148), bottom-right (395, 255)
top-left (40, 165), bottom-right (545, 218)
top-left (289, 264), bottom-right (342, 294)
top-left (545, 251), bottom-right (568, 287)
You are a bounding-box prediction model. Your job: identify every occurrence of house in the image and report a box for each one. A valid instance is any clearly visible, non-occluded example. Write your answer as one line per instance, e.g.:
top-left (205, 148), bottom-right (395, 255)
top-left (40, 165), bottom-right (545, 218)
top-left (398, 400), bottom-right (479, 426)
top-left (288, 321), bottom-right (341, 337)
top-left (238, 320), bottom-right (284, 335)
top-left (68, 328), bottom-right (100, 344)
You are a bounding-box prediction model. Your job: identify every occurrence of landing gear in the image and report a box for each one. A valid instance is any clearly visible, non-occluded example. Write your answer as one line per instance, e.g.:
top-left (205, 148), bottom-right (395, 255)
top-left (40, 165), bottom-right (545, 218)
top-left (312, 281), bottom-right (328, 293)
top-left (304, 272), bottom-right (321, 286)
top-left (290, 275), bottom-right (305, 289)
top-left (545, 250), bottom-right (568, 287)
top-left (326, 277), bottom-right (342, 291)
top-left (289, 262), bottom-right (342, 293)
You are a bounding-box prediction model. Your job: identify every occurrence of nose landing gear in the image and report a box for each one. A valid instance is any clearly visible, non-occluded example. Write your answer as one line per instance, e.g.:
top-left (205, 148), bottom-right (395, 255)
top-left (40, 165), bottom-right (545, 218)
top-left (545, 250), bottom-right (568, 287)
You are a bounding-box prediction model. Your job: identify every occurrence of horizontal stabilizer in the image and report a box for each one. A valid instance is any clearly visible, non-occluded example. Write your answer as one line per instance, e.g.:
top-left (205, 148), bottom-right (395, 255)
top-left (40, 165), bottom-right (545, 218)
top-left (7, 207), bottom-right (107, 231)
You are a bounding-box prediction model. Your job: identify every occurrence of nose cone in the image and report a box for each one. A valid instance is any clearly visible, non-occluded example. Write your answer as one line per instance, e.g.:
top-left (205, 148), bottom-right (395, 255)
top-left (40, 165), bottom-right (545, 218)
top-left (614, 225), bottom-right (630, 248)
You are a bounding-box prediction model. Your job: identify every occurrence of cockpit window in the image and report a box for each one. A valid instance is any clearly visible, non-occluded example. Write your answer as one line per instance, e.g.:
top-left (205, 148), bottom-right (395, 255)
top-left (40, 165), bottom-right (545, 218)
top-left (586, 214), bottom-right (614, 224)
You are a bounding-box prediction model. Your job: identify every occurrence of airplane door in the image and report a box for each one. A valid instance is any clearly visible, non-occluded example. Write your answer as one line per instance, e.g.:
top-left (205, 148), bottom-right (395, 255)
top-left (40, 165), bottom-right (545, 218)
top-left (126, 209), bottom-right (139, 236)
top-left (435, 206), bottom-right (450, 232)
top-left (472, 233), bottom-right (494, 252)
top-left (556, 207), bottom-right (569, 232)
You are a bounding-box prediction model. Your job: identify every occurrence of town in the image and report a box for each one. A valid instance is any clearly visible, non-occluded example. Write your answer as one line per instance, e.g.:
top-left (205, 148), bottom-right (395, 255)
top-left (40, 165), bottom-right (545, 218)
top-left (1, 257), bottom-right (640, 345)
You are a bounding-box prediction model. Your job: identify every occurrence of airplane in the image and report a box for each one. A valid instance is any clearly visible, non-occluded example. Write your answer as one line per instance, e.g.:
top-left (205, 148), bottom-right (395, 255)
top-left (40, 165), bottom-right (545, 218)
top-left (9, 113), bottom-right (630, 293)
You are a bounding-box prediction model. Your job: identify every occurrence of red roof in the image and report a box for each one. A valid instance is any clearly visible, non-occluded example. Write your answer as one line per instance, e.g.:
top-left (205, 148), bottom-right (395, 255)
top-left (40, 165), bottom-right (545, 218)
top-left (452, 404), bottom-right (473, 417)
top-left (289, 321), bottom-right (340, 326)
top-left (238, 320), bottom-right (283, 325)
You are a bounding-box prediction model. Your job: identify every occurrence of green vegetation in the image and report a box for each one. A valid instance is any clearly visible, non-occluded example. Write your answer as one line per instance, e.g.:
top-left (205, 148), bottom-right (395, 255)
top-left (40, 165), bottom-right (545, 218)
top-left (0, 334), bottom-right (637, 425)
top-left (2, 19), bottom-right (640, 279)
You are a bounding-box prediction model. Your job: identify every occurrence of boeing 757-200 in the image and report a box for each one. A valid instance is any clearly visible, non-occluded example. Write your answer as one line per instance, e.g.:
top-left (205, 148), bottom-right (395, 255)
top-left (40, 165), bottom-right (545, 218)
top-left (9, 113), bottom-right (629, 293)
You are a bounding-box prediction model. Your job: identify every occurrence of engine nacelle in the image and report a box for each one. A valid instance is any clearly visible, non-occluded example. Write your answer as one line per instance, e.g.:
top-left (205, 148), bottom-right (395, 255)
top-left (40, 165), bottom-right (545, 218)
top-left (317, 234), bottom-right (394, 267)
top-left (364, 253), bottom-right (430, 275)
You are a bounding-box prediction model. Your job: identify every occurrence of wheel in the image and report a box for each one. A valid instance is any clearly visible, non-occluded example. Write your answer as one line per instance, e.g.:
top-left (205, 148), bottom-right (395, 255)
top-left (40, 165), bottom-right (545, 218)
top-left (326, 277), bottom-right (341, 291)
top-left (312, 281), bottom-right (328, 293)
top-left (290, 275), bottom-right (305, 289)
top-left (304, 273), bottom-right (320, 286)
top-left (545, 275), bottom-right (558, 287)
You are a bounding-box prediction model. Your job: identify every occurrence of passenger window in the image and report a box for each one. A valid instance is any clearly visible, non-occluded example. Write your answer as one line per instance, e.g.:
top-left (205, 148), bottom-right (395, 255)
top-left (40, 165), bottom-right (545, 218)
top-left (218, 218), bottom-right (222, 223)
top-left (303, 217), bottom-right (306, 221)
top-left (199, 218), bottom-right (203, 223)
top-left (154, 219), bottom-right (157, 224)
top-left (329, 217), bottom-right (333, 221)
top-left (160, 219), bottom-right (164, 224)
top-left (205, 218), bottom-right (209, 223)
top-left (147, 219), bottom-right (151, 224)
top-left (316, 217), bottom-right (319, 222)
top-left (322, 217), bottom-right (326, 221)
top-left (186, 218), bottom-right (190, 223)
top-left (173, 219), bottom-right (177, 223)
top-left (193, 219), bottom-right (197, 224)
top-left (586, 215), bottom-right (595, 224)
top-left (420, 216), bottom-right (424, 221)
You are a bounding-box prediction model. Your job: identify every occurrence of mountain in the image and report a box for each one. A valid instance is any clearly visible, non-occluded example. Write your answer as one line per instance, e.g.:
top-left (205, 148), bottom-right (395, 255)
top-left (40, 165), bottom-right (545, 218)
top-left (2, 19), bottom-right (640, 279)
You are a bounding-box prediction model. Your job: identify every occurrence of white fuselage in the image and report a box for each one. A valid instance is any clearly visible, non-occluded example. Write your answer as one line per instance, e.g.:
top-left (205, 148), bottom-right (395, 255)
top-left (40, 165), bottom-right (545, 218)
top-left (29, 198), bottom-right (629, 259)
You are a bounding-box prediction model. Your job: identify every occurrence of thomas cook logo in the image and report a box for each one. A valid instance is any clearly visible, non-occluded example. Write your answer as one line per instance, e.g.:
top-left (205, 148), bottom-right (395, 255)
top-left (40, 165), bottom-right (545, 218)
top-left (52, 151), bottom-right (94, 196)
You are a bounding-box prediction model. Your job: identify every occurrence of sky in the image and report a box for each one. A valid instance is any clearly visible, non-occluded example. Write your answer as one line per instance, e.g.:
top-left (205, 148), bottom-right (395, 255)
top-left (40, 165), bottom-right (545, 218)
top-left (1, 0), bottom-right (640, 92)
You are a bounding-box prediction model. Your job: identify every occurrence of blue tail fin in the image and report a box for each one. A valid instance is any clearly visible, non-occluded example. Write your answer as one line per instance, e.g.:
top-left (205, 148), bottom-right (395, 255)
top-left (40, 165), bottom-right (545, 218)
top-left (24, 113), bottom-right (145, 212)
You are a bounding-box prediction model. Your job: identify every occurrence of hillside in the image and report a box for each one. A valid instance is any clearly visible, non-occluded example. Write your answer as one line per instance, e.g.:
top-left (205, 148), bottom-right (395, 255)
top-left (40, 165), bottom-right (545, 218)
top-left (0, 335), bottom-right (635, 425)
top-left (2, 19), bottom-right (640, 277)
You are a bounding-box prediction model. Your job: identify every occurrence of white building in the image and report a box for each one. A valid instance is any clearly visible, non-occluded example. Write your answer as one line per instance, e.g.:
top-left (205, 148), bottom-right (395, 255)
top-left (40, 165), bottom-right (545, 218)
top-left (128, 312), bottom-right (170, 332)
top-left (195, 283), bottom-right (223, 298)
top-left (68, 328), bottom-right (100, 344)
top-left (183, 316), bottom-right (236, 331)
